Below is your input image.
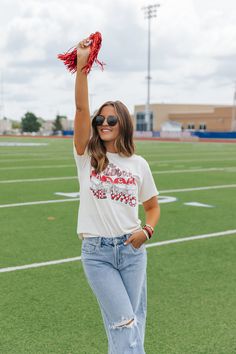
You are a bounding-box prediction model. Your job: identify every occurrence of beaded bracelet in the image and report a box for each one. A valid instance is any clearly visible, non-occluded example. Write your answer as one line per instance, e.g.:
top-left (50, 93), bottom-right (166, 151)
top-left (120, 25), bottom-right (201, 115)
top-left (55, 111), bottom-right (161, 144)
top-left (143, 226), bottom-right (152, 239)
top-left (142, 224), bottom-right (154, 239)
top-left (142, 228), bottom-right (150, 240)
top-left (144, 224), bottom-right (154, 232)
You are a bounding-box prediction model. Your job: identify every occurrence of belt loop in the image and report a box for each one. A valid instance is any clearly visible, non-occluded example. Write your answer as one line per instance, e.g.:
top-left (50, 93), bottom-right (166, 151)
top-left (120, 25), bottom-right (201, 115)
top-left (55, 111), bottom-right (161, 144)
top-left (98, 236), bottom-right (102, 247)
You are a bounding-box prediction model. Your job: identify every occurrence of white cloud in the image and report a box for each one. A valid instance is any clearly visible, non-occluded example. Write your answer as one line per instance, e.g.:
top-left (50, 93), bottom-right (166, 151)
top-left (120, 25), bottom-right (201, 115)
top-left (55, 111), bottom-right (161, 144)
top-left (0, 0), bottom-right (236, 121)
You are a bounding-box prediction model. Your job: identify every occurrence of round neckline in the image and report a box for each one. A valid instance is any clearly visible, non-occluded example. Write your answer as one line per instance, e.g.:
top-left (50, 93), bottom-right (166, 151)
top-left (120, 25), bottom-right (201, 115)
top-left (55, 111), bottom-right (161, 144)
top-left (106, 152), bottom-right (136, 159)
top-left (106, 151), bottom-right (119, 155)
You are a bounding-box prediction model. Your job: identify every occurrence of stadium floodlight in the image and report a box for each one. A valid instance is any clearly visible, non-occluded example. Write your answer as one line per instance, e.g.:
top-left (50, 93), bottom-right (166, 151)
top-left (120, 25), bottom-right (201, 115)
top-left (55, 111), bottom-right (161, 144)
top-left (232, 81), bottom-right (236, 131)
top-left (0, 72), bottom-right (4, 119)
top-left (142, 3), bottom-right (160, 132)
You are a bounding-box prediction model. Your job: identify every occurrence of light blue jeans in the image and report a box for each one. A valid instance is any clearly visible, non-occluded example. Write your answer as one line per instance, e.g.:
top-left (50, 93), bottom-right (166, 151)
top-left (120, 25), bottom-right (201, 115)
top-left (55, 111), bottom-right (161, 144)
top-left (81, 233), bottom-right (147, 354)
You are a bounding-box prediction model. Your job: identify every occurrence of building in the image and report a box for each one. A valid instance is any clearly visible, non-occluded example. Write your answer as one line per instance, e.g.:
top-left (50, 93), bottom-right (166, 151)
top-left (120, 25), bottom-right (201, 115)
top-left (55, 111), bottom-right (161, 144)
top-left (0, 118), bottom-right (12, 134)
top-left (161, 120), bottom-right (182, 132)
top-left (134, 103), bottom-right (235, 132)
top-left (60, 118), bottom-right (74, 130)
top-left (40, 118), bottom-right (74, 134)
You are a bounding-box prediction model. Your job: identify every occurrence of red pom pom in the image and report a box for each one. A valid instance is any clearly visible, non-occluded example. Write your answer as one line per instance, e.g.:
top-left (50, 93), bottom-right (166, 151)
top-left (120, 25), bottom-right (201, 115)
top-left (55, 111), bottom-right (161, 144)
top-left (57, 31), bottom-right (105, 74)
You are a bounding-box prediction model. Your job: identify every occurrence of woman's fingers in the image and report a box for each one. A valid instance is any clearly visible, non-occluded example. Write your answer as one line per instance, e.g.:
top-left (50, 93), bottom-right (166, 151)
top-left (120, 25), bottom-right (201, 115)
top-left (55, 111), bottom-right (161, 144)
top-left (76, 39), bottom-right (92, 64)
top-left (84, 38), bottom-right (92, 46)
top-left (78, 38), bottom-right (92, 48)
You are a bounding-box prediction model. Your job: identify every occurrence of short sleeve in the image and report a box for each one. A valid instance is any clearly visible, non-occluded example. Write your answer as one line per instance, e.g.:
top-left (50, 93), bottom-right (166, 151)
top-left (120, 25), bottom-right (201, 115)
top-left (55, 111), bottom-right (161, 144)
top-left (73, 140), bottom-right (90, 177)
top-left (138, 159), bottom-right (159, 203)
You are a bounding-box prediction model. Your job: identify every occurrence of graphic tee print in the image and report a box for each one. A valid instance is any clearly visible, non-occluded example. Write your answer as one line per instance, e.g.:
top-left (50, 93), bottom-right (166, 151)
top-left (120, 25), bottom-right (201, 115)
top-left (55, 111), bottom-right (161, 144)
top-left (90, 162), bottom-right (138, 207)
top-left (73, 142), bottom-right (159, 240)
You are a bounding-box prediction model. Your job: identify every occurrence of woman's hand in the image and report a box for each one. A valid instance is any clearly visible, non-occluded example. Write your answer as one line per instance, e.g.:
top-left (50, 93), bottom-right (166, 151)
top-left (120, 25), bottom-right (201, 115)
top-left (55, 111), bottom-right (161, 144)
top-left (124, 230), bottom-right (147, 249)
top-left (76, 37), bottom-right (92, 68)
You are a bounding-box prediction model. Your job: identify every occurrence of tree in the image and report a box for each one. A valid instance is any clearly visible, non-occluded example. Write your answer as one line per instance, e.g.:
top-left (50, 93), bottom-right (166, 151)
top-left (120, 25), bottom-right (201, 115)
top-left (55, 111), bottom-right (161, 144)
top-left (21, 112), bottom-right (41, 132)
top-left (52, 114), bottom-right (67, 132)
top-left (12, 120), bottom-right (21, 129)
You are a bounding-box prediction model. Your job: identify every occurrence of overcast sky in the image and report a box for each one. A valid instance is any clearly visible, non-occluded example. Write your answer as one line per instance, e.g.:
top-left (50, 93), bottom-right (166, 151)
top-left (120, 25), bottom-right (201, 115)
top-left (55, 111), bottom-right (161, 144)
top-left (0, 0), bottom-right (236, 121)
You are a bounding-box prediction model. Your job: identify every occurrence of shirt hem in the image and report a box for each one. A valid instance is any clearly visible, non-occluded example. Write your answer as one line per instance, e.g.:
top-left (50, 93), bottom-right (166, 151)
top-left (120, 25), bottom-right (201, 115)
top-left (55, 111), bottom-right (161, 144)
top-left (78, 228), bottom-right (142, 240)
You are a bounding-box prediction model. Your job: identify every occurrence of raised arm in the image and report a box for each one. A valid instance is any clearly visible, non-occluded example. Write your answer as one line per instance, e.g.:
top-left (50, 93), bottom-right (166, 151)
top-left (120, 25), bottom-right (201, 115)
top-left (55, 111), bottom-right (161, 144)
top-left (73, 38), bottom-right (92, 155)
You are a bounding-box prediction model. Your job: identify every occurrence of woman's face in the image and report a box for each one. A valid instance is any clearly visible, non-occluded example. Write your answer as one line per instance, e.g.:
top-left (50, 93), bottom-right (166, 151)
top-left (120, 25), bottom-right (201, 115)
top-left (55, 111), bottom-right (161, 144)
top-left (96, 105), bottom-right (120, 142)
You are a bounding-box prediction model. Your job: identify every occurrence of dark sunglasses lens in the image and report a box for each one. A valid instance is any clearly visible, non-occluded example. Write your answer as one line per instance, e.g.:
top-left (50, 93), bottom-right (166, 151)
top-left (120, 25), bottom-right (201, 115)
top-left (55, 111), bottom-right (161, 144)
top-left (93, 115), bottom-right (104, 126)
top-left (107, 116), bottom-right (118, 126)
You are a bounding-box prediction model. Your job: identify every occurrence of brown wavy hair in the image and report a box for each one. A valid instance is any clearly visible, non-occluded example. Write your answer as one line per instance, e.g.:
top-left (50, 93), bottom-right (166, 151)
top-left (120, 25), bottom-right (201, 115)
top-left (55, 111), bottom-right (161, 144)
top-left (87, 100), bottom-right (135, 173)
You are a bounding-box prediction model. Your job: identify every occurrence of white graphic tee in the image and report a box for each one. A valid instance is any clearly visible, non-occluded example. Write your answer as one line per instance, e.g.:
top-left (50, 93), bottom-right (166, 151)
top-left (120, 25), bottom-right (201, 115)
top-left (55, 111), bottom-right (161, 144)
top-left (73, 141), bottom-right (159, 239)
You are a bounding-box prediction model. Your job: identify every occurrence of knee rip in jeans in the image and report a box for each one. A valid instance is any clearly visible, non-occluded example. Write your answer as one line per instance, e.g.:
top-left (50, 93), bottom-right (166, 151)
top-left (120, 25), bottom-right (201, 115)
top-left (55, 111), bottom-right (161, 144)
top-left (109, 315), bottom-right (137, 330)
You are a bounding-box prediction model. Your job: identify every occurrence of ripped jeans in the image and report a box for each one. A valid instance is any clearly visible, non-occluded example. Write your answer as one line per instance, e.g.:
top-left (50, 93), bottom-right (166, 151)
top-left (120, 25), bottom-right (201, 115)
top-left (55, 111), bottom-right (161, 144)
top-left (81, 233), bottom-right (147, 354)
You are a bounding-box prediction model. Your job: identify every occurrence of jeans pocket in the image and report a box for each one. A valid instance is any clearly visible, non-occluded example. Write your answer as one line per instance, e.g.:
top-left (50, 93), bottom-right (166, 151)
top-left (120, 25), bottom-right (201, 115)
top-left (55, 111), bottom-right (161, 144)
top-left (126, 232), bottom-right (145, 252)
top-left (82, 240), bottom-right (97, 254)
top-left (130, 242), bottom-right (145, 252)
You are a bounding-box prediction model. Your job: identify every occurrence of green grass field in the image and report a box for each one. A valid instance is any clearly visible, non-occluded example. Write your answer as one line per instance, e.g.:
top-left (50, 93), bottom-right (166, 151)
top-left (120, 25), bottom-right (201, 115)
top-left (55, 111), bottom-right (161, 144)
top-left (0, 136), bottom-right (236, 354)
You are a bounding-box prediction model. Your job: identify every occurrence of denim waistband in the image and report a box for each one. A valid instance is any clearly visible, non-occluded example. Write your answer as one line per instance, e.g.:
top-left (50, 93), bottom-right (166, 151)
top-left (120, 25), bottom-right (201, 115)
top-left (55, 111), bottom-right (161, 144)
top-left (83, 233), bottom-right (132, 246)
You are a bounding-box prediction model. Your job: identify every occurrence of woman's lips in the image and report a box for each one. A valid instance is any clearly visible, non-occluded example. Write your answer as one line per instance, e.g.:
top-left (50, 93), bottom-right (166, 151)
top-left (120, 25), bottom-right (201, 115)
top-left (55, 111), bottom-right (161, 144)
top-left (100, 129), bottom-right (112, 133)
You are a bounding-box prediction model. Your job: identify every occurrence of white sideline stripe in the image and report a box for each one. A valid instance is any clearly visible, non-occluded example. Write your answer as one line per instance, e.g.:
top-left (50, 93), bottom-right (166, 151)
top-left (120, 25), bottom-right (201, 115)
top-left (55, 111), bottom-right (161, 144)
top-left (1, 184), bottom-right (236, 208)
top-left (1, 229), bottom-right (236, 273)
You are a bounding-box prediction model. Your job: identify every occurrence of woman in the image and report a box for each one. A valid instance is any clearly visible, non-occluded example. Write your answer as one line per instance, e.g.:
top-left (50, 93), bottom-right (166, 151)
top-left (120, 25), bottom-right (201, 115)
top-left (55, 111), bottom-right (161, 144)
top-left (73, 37), bottom-right (161, 354)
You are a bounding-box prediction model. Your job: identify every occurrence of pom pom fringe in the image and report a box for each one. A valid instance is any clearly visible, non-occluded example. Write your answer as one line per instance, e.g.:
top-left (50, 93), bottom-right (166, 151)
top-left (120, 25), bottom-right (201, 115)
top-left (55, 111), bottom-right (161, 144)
top-left (57, 31), bottom-right (105, 74)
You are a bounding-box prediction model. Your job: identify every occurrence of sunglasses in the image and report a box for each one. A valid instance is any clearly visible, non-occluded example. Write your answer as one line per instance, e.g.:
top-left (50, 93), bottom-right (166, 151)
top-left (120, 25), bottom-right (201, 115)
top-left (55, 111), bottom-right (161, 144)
top-left (92, 115), bottom-right (118, 127)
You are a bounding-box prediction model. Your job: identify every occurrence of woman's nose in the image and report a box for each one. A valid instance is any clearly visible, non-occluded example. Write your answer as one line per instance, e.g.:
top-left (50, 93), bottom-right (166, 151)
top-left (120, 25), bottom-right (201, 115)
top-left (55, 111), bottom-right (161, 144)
top-left (102, 118), bottom-right (109, 125)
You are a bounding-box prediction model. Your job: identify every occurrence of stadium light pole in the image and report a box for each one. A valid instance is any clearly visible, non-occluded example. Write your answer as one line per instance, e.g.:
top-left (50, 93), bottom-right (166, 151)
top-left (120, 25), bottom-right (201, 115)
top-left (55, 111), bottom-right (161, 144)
top-left (0, 72), bottom-right (4, 119)
top-left (89, 93), bottom-right (96, 116)
top-left (142, 3), bottom-right (160, 131)
top-left (232, 81), bottom-right (236, 131)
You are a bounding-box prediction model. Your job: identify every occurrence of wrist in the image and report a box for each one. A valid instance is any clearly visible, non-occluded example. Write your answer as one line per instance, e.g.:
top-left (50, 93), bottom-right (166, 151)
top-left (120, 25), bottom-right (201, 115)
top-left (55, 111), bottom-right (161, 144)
top-left (142, 224), bottom-right (154, 240)
top-left (142, 228), bottom-right (150, 240)
top-left (76, 63), bottom-right (88, 73)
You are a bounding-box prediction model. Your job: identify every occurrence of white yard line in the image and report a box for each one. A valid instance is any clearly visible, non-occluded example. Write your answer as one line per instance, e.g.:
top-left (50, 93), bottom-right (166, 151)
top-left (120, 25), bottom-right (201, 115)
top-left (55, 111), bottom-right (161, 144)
top-left (160, 184), bottom-right (236, 193)
top-left (0, 164), bottom-right (236, 174)
top-left (1, 184), bottom-right (236, 208)
top-left (0, 153), bottom-right (71, 157)
top-left (0, 176), bottom-right (76, 184)
top-left (152, 167), bottom-right (236, 174)
top-left (0, 155), bottom-right (234, 165)
top-left (0, 164), bottom-right (74, 170)
top-left (0, 157), bottom-right (73, 163)
top-left (0, 198), bottom-right (76, 208)
top-left (149, 157), bottom-right (236, 164)
top-left (147, 229), bottom-right (236, 247)
top-left (0, 149), bottom-right (236, 162)
top-left (0, 229), bottom-right (235, 273)
top-left (0, 143), bottom-right (48, 146)
top-left (143, 151), bottom-right (236, 158)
